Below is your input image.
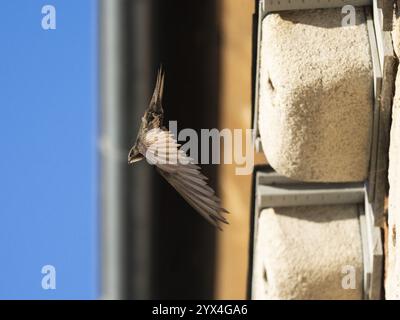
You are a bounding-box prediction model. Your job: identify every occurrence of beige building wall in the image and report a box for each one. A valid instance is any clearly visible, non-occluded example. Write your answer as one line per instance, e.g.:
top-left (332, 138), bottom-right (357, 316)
top-left (215, 1), bottom-right (397, 300)
top-left (386, 2), bottom-right (400, 299)
top-left (216, 0), bottom-right (266, 299)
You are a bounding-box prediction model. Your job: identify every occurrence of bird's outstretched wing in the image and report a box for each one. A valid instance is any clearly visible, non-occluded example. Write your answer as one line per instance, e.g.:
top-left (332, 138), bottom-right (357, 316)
top-left (143, 128), bottom-right (229, 229)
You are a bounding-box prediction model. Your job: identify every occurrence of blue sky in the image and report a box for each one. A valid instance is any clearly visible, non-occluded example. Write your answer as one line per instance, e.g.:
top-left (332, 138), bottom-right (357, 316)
top-left (0, 0), bottom-right (98, 298)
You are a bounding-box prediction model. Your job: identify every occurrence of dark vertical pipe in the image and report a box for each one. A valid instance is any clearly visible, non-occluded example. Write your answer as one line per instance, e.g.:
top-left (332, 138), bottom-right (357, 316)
top-left (124, 0), bottom-right (154, 299)
top-left (100, 0), bottom-right (153, 299)
top-left (100, 0), bottom-right (126, 299)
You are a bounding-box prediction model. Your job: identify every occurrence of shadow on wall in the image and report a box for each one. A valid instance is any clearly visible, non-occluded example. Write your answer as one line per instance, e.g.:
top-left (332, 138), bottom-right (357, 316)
top-left (150, 0), bottom-right (221, 299)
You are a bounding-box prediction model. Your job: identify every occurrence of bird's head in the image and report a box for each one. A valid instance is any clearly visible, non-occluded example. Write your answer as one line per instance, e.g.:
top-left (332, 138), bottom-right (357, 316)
top-left (128, 146), bottom-right (144, 164)
top-left (128, 67), bottom-right (164, 166)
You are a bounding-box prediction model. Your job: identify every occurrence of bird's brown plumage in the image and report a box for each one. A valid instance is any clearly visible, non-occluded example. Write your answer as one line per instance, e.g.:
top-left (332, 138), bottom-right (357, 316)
top-left (128, 68), bottom-right (229, 229)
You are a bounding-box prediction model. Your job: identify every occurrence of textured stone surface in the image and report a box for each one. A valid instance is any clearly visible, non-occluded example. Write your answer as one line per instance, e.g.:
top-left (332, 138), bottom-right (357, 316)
top-left (386, 2), bottom-right (400, 300)
top-left (252, 205), bottom-right (363, 300)
top-left (258, 8), bottom-right (373, 182)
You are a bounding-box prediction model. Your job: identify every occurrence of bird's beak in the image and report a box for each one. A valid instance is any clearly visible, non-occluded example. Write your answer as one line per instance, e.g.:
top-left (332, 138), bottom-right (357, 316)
top-left (128, 148), bottom-right (144, 164)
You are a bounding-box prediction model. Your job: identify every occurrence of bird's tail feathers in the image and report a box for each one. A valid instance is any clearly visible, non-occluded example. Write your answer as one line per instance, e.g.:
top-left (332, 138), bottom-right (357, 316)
top-left (150, 66), bottom-right (165, 112)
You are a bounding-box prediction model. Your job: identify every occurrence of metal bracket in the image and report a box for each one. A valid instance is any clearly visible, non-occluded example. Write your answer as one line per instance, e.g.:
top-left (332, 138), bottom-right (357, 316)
top-left (369, 1), bottom-right (396, 227)
top-left (262, 0), bottom-right (371, 13)
top-left (253, 168), bottom-right (383, 299)
top-left (365, 8), bottom-right (383, 205)
top-left (252, 0), bottom-right (394, 226)
top-left (260, 0), bottom-right (392, 28)
top-left (250, 0), bottom-right (391, 300)
top-left (359, 199), bottom-right (384, 300)
top-left (256, 171), bottom-right (364, 208)
top-left (252, 1), bottom-right (266, 153)
top-left (252, 0), bottom-right (377, 153)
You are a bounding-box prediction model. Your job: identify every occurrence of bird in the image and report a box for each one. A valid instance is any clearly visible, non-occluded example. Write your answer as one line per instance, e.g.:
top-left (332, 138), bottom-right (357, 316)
top-left (128, 68), bottom-right (229, 229)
